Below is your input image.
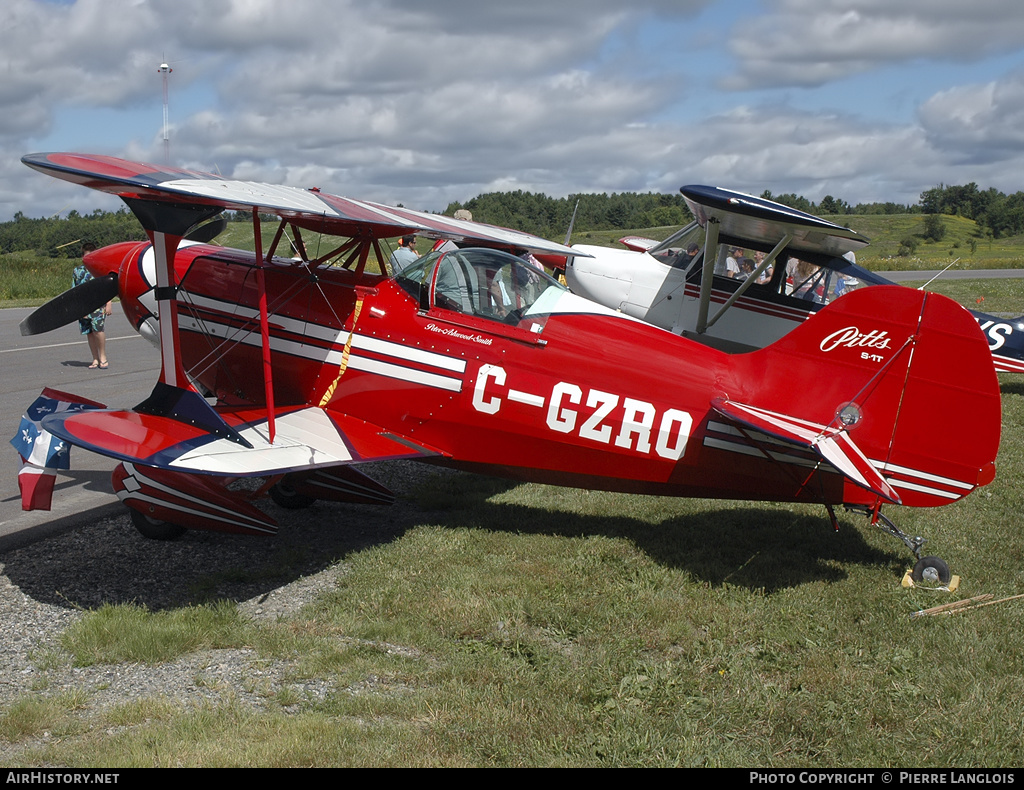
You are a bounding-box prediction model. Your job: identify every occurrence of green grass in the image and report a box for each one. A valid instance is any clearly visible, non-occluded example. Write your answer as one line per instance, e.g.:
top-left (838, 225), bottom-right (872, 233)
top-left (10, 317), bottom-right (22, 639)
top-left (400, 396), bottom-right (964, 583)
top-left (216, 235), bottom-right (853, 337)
top-left (59, 600), bottom-right (250, 667)
top-left (907, 278), bottom-right (1024, 316)
top-left (0, 252), bottom-right (74, 301)
top-left (7, 423), bottom-right (1024, 767)
top-left (3, 222), bottom-right (1024, 767)
top-left (827, 214), bottom-right (1024, 271)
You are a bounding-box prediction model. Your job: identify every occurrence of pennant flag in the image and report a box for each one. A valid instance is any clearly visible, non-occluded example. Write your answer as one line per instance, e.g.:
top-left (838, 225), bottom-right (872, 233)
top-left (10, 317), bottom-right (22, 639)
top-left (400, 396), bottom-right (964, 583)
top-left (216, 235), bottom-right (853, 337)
top-left (9, 388), bottom-right (105, 511)
top-left (17, 465), bottom-right (57, 512)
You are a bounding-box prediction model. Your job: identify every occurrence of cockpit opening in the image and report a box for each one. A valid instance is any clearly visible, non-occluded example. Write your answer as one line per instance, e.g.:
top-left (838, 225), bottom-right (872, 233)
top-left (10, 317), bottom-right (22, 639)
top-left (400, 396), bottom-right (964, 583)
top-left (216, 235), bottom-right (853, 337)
top-left (395, 247), bottom-right (567, 327)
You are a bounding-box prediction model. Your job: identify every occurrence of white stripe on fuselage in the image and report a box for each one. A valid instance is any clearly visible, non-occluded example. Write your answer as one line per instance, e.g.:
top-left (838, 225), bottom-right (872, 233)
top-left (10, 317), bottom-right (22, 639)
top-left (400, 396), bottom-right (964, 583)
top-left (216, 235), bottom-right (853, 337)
top-left (182, 292), bottom-right (468, 373)
top-left (176, 294), bottom-right (466, 392)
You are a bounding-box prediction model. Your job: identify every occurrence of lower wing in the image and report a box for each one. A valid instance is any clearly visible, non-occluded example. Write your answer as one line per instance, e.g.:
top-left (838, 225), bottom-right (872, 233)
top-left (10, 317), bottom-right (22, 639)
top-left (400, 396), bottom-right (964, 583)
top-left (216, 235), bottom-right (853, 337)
top-left (42, 404), bottom-right (440, 476)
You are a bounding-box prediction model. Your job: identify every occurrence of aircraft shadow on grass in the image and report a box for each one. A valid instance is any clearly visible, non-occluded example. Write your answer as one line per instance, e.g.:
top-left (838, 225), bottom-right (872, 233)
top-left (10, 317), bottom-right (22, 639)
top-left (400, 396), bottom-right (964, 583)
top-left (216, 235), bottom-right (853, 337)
top-left (999, 380), bottom-right (1024, 399)
top-left (4, 468), bottom-right (899, 611)
top-left (409, 472), bottom-right (903, 594)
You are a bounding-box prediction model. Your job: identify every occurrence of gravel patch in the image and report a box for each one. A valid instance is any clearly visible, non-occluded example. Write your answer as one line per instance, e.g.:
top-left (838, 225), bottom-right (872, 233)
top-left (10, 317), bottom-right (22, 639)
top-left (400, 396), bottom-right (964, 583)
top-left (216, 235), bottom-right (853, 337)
top-left (0, 461), bottom-right (446, 760)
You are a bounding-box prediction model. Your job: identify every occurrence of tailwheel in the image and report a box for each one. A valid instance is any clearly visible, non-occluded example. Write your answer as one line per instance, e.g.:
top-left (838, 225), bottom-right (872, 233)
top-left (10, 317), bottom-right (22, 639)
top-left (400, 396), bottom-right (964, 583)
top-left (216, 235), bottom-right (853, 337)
top-left (129, 508), bottom-right (187, 541)
top-left (845, 505), bottom-right (954, 583)
top-left (911, 556), bottom-right (952, 586)
top-left (269, 482), bottom-right (317, 510)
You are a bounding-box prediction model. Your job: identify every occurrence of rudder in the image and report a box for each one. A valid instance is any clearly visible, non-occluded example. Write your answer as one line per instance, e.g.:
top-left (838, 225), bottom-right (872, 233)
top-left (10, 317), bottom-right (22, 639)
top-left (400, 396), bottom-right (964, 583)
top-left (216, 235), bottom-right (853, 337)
top-left (729, 285), bottom-right (1000, 508)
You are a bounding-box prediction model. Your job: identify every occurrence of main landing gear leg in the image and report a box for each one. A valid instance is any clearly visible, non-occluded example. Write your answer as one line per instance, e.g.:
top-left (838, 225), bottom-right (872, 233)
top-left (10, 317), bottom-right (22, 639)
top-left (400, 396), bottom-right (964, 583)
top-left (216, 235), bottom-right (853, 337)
top-left (842, 505), bottom-right (952, 586)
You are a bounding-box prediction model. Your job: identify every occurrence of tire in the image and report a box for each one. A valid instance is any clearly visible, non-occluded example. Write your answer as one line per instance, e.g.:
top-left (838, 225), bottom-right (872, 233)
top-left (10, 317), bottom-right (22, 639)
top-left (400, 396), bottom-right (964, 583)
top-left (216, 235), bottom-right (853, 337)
top-left (269, 482), bottom-right (316, 510)
top-left (911, 555), bottom-right (951, 585)
top-left (129, 508), bottom-right (187, 541)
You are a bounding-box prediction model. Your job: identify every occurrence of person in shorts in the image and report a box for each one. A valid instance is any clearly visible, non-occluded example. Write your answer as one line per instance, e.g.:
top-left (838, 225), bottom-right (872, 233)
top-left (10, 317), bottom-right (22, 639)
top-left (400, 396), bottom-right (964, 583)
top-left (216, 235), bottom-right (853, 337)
top-left (74, 242), bottom-right (112, 369)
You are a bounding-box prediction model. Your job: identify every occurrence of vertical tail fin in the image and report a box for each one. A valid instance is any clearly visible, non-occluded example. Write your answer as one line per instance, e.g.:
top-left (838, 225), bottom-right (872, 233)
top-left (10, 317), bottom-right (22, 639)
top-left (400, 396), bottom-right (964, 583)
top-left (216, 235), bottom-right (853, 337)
top-left (731, 286), bottom-right (1000, 507)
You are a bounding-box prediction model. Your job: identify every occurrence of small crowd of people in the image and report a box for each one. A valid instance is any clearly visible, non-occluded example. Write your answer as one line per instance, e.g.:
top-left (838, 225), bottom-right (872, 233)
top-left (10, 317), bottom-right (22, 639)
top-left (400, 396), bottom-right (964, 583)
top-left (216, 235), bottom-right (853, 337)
top-left (716, 246), bottom-right (775, 285)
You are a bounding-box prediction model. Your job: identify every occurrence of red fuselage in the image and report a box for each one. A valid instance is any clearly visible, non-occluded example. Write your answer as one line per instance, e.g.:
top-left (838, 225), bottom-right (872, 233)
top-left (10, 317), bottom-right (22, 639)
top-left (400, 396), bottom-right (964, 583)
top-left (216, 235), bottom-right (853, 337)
top-left (86, 241), bottom-right (1000, 510)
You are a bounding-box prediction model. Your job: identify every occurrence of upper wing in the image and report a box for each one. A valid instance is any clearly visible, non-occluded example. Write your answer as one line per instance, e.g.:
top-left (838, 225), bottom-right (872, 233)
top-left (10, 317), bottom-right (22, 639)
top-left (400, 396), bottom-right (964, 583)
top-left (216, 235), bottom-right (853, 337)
top-left (41, 404), bottom-right (442, 476)
top-left (680, 185), bottom-right (869, 259)
top-left (22, 152), bottom-right (584, 258)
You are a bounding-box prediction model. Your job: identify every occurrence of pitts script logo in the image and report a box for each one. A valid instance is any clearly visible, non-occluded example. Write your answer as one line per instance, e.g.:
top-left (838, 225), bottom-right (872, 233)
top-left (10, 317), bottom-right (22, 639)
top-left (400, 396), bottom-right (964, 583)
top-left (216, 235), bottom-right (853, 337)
top-left (820, 326), bottom-right (893, 353)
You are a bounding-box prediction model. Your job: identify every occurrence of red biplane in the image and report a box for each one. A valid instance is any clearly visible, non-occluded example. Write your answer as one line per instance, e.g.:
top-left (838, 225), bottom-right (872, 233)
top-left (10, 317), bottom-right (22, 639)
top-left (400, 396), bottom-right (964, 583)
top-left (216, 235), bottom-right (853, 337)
top-left (16, 153), bottom-right (1002, 584)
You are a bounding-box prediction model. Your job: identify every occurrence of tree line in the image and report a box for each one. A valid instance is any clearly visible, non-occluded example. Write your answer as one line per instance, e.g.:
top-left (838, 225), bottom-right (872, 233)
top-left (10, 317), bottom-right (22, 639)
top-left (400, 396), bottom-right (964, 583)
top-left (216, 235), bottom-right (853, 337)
top-left (918, 183), bottom-right (1024, 239)
top-left (443, 191), bottom-right (693, 239)
top-left (5, 181), bottom-right (1024, 255)
top-left (451, 185), bottom-right (1024, 240)
top-left (760, 191), bottom-right (920, 218)
top-left (769, 183), bottom-right (1024, 239)
top-left (0, 209), bottom-right (146, 257)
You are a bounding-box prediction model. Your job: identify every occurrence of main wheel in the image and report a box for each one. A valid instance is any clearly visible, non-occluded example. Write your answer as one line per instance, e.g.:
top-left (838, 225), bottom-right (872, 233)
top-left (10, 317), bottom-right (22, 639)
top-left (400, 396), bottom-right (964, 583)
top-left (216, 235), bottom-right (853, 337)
top-left (269, 482), bottom-right (316, 510)
top-left (911, 555), bottom-right (951, 585)
top-left (129, 508), bottom-right (187, 541)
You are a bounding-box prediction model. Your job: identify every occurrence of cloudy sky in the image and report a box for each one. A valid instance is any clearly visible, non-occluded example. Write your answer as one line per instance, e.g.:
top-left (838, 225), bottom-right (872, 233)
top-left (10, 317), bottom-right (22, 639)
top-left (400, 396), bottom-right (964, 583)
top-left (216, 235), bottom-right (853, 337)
top-left (4, 0), bottom-right (1024, 221)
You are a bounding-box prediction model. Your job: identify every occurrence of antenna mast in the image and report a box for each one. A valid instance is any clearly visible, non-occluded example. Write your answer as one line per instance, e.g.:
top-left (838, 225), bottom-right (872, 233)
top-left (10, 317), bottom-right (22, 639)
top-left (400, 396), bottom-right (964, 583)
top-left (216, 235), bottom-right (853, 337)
top-left (158, 62), bottom-right (173, 164)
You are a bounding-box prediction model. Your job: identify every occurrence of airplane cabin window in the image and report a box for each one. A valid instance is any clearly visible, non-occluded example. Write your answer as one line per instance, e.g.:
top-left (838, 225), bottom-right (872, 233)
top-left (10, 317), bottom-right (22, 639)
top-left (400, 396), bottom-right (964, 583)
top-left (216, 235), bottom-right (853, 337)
top-left (427, 248), bottom-right (566, 325)
top-left (394, 250), bottom-right (443, 308)
top-left (636, 219), bottom-right (879, 310)
top-left (649, 222), bottom-right (705, 270)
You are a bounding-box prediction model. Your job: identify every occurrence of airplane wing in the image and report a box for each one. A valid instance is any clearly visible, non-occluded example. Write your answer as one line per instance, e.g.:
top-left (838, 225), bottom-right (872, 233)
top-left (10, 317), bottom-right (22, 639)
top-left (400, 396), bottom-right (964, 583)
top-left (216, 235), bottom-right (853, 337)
top-left (680, 185), bottom-right (869, 259)
top-left (710, 397), bottom-right (901, 504)
top-left (22, 151), bottom-right (589, 469)
top-left (40, 404), bottom-right (442, 476)
top-left (618, 236), bottom-right (660, 252)
top-left (669, 185), bottom-right (874, 338)
top-left (21, 152), bottom-right (584, 258)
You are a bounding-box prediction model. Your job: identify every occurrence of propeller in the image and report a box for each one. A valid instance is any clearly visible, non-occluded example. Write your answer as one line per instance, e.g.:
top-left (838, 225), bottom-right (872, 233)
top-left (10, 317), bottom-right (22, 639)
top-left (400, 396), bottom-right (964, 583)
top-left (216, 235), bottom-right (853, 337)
top-left (19, 273), bottom-right (120, 336)
top-left (18, 217), bottom-right (227, 337)
top-left (186, 215), bottom-right (227, 244)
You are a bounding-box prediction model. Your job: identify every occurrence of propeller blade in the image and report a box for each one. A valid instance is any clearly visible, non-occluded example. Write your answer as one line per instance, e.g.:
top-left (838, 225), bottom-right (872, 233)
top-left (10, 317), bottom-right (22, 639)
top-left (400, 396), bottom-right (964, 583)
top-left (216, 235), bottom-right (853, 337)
top-left (186, 215), bottom-right (227, 243)
top-left (19, 273), bottom-right (119, 336)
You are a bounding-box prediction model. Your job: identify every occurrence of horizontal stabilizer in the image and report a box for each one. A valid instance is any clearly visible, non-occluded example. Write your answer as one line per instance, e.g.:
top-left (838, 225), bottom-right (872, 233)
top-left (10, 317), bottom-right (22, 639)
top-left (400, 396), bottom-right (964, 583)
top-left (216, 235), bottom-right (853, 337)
top-left (113, 462), bottom-right (278, 536)
top-left (281, 465), bottom-right (397, 506)
top-left (711, 397), bottom-right (901, 504)
top-left (42, 405), bottom-right (440, 476)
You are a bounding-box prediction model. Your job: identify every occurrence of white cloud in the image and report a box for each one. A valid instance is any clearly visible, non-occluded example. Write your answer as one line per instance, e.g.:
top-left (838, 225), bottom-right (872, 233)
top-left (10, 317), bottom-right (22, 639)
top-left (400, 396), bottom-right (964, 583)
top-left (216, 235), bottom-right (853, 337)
top-left (5, 0), bottom-right (1024, 221)
top-left (919, 71), bottom-right (1024, 163)
top-left (724, 0), bottom-right (1024, 90)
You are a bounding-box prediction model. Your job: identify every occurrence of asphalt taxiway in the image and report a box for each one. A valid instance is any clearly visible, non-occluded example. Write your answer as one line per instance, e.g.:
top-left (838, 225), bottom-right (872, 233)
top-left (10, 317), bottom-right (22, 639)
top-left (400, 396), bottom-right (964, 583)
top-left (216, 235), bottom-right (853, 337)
top-left (0, 308), bottom-right (159, 550)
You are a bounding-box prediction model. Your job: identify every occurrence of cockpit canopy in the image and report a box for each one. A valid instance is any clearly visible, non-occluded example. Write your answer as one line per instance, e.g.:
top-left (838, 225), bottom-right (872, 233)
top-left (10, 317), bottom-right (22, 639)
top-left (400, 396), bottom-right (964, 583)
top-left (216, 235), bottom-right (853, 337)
top-left (395, 247), bottom-right (567, 325)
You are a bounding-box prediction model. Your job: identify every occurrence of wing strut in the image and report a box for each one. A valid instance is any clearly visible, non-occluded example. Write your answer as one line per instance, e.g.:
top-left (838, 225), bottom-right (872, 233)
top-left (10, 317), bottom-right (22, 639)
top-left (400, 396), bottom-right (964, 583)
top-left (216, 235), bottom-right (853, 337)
top-left (252, 211), bottom-right (277, 444)
top-left (695, 218), bottom-right (720, 334)
top-left (121, 197), bottom-right (252, 449)
top-left (123, 198), bottom-right (221, 389)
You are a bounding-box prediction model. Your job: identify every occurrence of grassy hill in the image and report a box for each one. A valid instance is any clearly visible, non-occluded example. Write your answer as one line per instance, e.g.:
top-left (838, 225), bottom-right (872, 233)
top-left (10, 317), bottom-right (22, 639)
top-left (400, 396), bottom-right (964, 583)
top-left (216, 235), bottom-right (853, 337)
top-left (822, 214), bottom-right (1024, 271)
top-left (7, 211), bottom-right (1024, 306)
top-left (575, 214), bottom-right (1024, 272)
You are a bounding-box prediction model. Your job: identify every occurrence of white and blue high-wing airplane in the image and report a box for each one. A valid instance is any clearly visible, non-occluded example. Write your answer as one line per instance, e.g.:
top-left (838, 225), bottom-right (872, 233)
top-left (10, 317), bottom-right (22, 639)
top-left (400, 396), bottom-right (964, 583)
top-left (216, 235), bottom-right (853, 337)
top-left (564, 186), bottom-right (1024, 374)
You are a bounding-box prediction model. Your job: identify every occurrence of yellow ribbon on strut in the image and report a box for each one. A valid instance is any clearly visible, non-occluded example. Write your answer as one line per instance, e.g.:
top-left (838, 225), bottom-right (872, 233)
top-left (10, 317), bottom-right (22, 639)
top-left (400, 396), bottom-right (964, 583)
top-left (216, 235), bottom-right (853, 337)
top-left (318, 296), bottom-right (364, 408)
